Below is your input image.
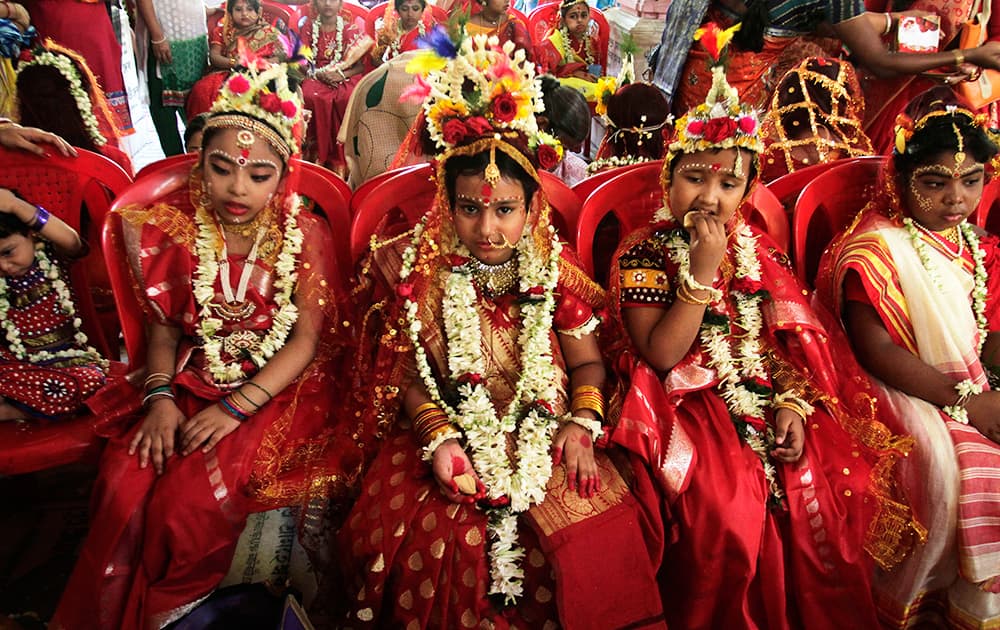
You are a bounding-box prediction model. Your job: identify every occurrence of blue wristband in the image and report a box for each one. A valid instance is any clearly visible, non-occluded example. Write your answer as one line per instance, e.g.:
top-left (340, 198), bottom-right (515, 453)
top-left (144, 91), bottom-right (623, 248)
top-left (31, 205), bottom-right (50, 230)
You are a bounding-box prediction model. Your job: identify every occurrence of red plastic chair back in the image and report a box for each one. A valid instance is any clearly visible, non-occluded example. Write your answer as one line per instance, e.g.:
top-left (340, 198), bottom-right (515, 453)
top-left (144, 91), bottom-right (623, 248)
top-left (262, 0), bottom-right (295, 33)
top-left (540, 170), bottom-right (580, 244)
top-left (351, 164), bottom-right (425, 215)
top-left (747, 184), bottom-right (789, 254)
top-left (572, 163), bottom-right (635, 207)
top-left (974, 177), bottom-right (1000, 233)
top-left (792, 156), bottom-right (884, 286)
top-left (341, 2), bottom-right (370, 26)
top-left (0, 147), bottom-right (131, 475)
top-left (294, 160), bottom-right (352, 282)
top-left (0, 147), bottom-right (132, 359)
top-left (134, 152), bottom-right (198, 181)
top-left (575, 161), bottom-right (663, 282)
top-left (350, 163), bottom-right (435, 261)
top-left (765, 159), bottom-right (842, 213)
top-left (528, 3), bottom-right (608, 72)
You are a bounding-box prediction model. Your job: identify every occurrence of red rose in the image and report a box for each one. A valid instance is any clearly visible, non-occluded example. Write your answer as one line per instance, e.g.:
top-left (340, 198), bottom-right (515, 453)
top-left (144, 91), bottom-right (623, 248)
top-left (703, 116), bottom-right (738, 143)
top-left (228, 75), bottom-right (251, 94)
top-left (280, 100), bottom-right (297, 118)
top-left (448, 254), bottom-right (469, 268)
top-left (525, 286), bottom-right (545, 295)
top-left (686, 119), bottom-right (705, 136)
top-left (259, 92), bottom-right (282, 114)
top-left (458, 373), bottom-right (485, 386)
top-left (537, 143), bottom-right (560, 170)
top-left (738, 116), bottom-right (756, 134)
top-left (464, 116), bottom-right (493, 137)
top-left (442, 118), bottom-right (468, 145)
top-left (491, 93), bottom-right (518, 124)
top-left (742, 414), bottom-right (767, 432)
top-left (732, 275), bottom-right (764, 295)
top-left (396, 282), bottom-right (413, 298)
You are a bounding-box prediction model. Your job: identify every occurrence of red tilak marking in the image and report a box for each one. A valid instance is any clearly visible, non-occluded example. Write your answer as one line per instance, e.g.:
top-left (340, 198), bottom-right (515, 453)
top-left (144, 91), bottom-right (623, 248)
top-left (451, 456), bottom-right (466, 474)
top-left (580, 434), bottom-right (592, 448)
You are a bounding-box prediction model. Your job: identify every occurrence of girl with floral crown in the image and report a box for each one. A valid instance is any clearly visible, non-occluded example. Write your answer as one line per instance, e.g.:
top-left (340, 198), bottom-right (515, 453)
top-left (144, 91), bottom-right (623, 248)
top-left (337, 32), bottom-right (664, 628)
top-left (818, 86), bottom-right (1000, 628)
top-left (185, 0), bottom-right (288, 119)
top-left (535, 0), bottom-right (602, 98)
top-left (0, 187), bottom-right (112, 421)
top-left (300, 0), bottom-right (374, 173)
top-left (606, 27), bottom-right (914, 629)
top-left (52, 62), bottom-right (364, 630)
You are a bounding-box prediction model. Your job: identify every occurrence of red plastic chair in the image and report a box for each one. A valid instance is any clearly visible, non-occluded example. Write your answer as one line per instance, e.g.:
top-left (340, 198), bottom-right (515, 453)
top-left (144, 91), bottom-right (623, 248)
top-left (764, 159), bottom-right (843, 213)
top-left (108, 154), bottom-right (351, 365)
top-left (572, 163), bottom-right (637, 207)
top-left (540, 170), bottom-right (581, 244)
top-left (527, 3), bottom-right (608, 73)
top-left (350, 163), bottom-right (435, 261)
top-left (792, 156), bottom-right (884, 286)
top-left (575, 161), bottom-right (663, 281)
top-left (974, 177), bottom-right (1000, 233)
top-left (365, 1), bottom-right (447, 39)
top-left (350, 163), bottom-right (426, 216)
top-left (0, 147), bottom-right (131, 475)
top-left (134, 152), bottom-right (198, 181)
top-left (747, 184), bottom-right (789, 254)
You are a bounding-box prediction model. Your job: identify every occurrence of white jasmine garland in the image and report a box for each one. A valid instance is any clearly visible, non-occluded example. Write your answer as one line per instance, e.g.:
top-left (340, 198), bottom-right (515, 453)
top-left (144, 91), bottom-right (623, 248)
top-left (0, 243), bottom-right (107, 368)
top-left (192, 197), bottom-right (303, 384)
top-left (18, 51), bottom-right (107, 147)
top-left (942, 378), bottom-right (983, 424)
top-left (312, 15), bottom-right (344, 69)
top-left (903, 219), bottom-right (988, 355)
top-left (664, 225), bottom-right (784, 502)
top-left (399, 226), bottom-right (563, 605)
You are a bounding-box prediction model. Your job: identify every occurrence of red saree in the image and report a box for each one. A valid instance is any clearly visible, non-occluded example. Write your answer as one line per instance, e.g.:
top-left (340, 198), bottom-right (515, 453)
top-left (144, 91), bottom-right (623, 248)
top-left (607, 217), bottom-right (913, 630)
top-left (337, 237), bottom-right (665, 629)
top-left (301, 15), bottom-right (374, 169)
top-left (51, 183), bottom-right (359, 630)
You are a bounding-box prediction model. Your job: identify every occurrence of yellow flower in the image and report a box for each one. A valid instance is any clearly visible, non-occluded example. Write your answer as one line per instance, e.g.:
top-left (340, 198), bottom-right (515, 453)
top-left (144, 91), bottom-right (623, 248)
top-left (428, 99), bottom-right (469, 127)
top-left (594, 76), bottom-right (617, 117)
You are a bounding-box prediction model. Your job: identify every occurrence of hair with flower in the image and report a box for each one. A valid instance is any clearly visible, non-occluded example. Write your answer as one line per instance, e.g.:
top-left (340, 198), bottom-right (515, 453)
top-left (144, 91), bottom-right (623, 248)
top-left (402, 28), bottom-right (563, 170)
top-left (206, 53), bottom-right (305, 161)
top-left (16, 39), bottom-right (117, 147)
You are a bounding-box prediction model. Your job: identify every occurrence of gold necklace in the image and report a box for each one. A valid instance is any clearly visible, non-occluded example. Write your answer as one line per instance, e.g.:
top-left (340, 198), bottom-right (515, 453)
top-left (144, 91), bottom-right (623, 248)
top-left (467, 255), bottom-right (518, 298)
top-left (216, 204), bottom-right (274, 239)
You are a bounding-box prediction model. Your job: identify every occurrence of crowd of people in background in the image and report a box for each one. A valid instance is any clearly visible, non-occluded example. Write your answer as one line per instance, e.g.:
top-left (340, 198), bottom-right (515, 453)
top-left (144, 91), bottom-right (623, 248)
top-left (1, 0), bottom-right (1000, 628)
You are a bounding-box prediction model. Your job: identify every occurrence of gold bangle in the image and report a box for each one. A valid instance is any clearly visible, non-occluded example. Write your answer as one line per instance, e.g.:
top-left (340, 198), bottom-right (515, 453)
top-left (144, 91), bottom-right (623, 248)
top-left (676, 284), bottom-right (712, 306)
top-left (954, 49), bottom-right (966, 66)
top-left (412, 402), bottom-right (440, 417)
top-left (422, 422), bottom-right (460, 448)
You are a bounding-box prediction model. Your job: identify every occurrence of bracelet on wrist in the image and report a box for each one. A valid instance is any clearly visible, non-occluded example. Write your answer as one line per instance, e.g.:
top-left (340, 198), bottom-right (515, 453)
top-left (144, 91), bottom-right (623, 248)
top-left (561, 414), bottom-right (603, 442)
top-left (678, 270), bottom-right (722, 303)
top-left (151, 35), bottom-right (168, 45)
top-left (942, 378), bottom-right (982, 424)
top-left (954, 49), bottom-right (966, 66)
top-left (218, 395), bottom-right (251, 422)
top-left (772, 390), bottom-right (815, 420)
top-left (570, 385), bottom-right (605, 421)
top-left (421, 427), bottom-right (463, 461)
top-left (30, 205), bottom-right (50, 231)
top-left (883, 12), bottom-right (892, 35)
top-left (143, 372), bottom-right (173, 389)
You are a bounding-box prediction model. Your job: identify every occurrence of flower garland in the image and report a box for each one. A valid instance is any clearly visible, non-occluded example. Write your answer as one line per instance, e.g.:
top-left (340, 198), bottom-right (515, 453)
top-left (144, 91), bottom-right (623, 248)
top-left (0, 243), bottom-right (107, 368)
top-left (902, 218), bottom-right (988, 356)
top-left (398, 222), bottom-right (563, 605)
top-left (312, 14), bottom-right (344, 67)
top-left (558, 24), bottom-right (594, 66)
top-left (664, 225), bottom-right (784, 503)
top-left (17, 51), bottom-right (106, 147)
top-left (192, 198), bottom-right (304, 383)
top-left (585, 154), bottom-right (653, 174)
top-left (384, 18), bottom-right (425, 60)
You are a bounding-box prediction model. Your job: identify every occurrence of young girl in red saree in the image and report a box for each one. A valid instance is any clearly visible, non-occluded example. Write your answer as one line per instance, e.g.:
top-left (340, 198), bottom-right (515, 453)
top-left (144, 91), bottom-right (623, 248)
top-left (535, 0), bottom-right (601, 99)
top-left (607, 29), bottom-right (913, 630)
top-left (300, 0), bottom-right (374, 172)
top-left (819, 86), bottom-right (1000, 628)
top-left (370, 0), bottom-right (435, 64)
top-left (185, 0), bottom-right (287, 118)
top-left (338, 32), bottom-right (664, 629)
top-left (51, 63), bottom-right (361, 630)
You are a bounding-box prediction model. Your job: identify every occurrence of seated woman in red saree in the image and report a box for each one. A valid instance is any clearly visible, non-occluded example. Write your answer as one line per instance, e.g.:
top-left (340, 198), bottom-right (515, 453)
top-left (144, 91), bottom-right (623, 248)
top-left (370, 0), bottom-right (435, 65)
top-left (818, 87), bottom-right (1000, 628)
top-left (338, 32), bottom-right (664, 628)
top-left (606, 29), bottom-right (913, 630)
top-left (185, 0), bottom-right (287, 118)
top-left (51, 63), bottom-right (362, 630)
top-left (535, 0), bottom-right (601, 100)
top-left (0, 186), bottom-right (109, 420)
top-left (301, 0), bottom-right (374, 172)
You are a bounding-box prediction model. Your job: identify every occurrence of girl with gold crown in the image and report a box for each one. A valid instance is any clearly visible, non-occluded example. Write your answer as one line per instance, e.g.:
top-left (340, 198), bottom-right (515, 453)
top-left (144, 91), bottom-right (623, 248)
top-left (51, 62), bottom-right (364, 630)
top-left (606, 26), bottom-right (912, 629)
top-left (337, 32), bottom-right (664, 628)
top-left (818, 86), bottom-right (1000, 628)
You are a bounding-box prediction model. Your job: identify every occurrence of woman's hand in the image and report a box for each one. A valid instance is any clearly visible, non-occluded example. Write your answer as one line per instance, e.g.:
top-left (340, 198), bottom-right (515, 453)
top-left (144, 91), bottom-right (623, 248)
top-left (685, 212), bottom-right (728, 284)
top-left (431, 439), bottom-right (485, 503)
top-left (771, 408), bottom-right (805, 463)
top-left (179, 403), bottom-right (241, 455)
top-left (963, 391), bottom-right (1000, 444)
top-left (152, 38), bottom-right (173, 64)
top-left (553, 422), bottom-right (598, 497)
top-left (129, 398), bottom-right (185, 474)
top-left (969, 42), bottom-right (1000, 72)
top-left (0, 123), bottom-right (76, 157)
